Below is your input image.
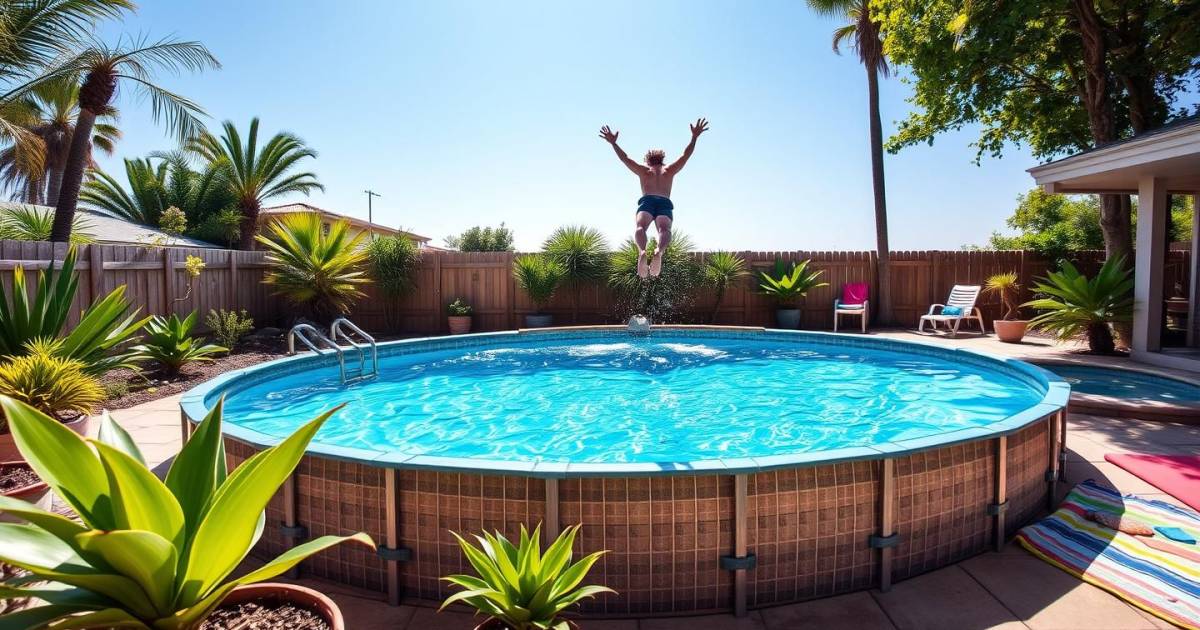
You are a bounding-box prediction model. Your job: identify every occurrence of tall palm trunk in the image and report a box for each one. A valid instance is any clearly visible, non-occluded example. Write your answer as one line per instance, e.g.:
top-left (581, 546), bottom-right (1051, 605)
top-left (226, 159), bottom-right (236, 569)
top-left (50, 109), bottom-right (96, 241)
top-left (865, 61), bottom-right (893, 325)
top-left (44, 165), bottom-right (63, 206)
top-left (237, 200), bottom-right (262, 250)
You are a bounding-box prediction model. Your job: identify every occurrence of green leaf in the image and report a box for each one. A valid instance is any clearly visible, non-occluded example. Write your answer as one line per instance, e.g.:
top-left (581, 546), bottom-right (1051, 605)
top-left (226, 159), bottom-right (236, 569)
top-left (37, 607), bottom-right (145, 629)
top-left (93, 442), bottom-right (185, 548)
top-left (95, 411), bottom-right (146, 466)
top-left (0, 582), bottom-right (115, 609)
top-left (165, 397), bottom-right (227, 541)
top-left (76, 530), bottom-right (178, 616)
top-left (0, 396), bottom-right (114, 529)
top-left (0, 604), bottom-right (96, 630)
top-left (175, 408), bottom-right (336, 605)
top-left (0, 495), bottom-right (88, 543)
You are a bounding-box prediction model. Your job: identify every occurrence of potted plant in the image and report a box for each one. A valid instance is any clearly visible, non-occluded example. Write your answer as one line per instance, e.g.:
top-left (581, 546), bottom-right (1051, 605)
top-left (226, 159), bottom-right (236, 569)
top-left (0, 396), bottom-right (374, 628)
top-left (758, 259), bottom-right (828, 329)
top-left (448, 298), bottom-right (474, 334)
top-left (441, 524), bottom-right (614, 629)
top-left (0, 341), bottom-right (104, 462)
top-left (513, 254), bottom-right (565, 328)
top-left (984, 272), bottom-right (1029, 343)
top-left (1024, 256), bottom-right (1133, 354)
top-left (0, 460), bottom-right (49, 515)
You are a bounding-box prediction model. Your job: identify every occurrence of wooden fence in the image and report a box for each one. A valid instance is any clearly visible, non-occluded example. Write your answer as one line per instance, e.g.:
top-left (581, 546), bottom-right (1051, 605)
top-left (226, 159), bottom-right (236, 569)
top-left (0, 240), bottom-right (1188, 335)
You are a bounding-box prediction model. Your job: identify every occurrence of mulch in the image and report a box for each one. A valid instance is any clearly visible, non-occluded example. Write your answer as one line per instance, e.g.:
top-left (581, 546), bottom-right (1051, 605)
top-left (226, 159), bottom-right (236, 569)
top-left (0, 463), bottom-right (38, 493)
top-left (198, 600), bottom-right (331, 630)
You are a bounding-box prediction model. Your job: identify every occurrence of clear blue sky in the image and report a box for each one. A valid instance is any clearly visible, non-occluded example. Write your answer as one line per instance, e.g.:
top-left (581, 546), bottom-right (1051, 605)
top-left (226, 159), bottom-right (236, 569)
top-left (96, 0), bottom-right (1044, 251)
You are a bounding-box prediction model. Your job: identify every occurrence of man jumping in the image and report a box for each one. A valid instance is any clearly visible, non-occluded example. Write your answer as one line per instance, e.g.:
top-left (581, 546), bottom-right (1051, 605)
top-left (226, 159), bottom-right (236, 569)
top-left (600, 118), bottom-right (708, 278)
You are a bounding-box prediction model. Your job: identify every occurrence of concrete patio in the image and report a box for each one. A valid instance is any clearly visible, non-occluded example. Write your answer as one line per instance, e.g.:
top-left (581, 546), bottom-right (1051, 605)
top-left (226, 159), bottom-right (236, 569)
top-left (111, 330), bottom-right (1198, 630)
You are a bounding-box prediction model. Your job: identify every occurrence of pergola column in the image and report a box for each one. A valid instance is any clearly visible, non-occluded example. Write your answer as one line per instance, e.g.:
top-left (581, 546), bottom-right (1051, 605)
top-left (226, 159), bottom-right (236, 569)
top-left (1134, 176), bottom-right (1168, 353)
top-left (1190, 194), bottom-right (1200, 348)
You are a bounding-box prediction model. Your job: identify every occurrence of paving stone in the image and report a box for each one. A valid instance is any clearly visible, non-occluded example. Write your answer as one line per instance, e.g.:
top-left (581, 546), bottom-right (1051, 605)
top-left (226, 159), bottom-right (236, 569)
top-left (871, 566), bottom-right (1026, 630)
top-left (760, 591), bottom-right (894, 629)
top-left (961, 552), bottom-right (1158, 630)
top-left (405, 606), bottom-right (480, 629)
top-left (640, 612), bottom-right (766, 630)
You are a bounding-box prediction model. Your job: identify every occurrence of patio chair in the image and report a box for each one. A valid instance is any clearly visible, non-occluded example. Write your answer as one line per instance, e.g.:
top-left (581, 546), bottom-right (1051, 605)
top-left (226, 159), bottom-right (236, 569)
top-left (833, 282), bottom-right (869, 333)
top-left (918, 285), bottom-right (985, 337)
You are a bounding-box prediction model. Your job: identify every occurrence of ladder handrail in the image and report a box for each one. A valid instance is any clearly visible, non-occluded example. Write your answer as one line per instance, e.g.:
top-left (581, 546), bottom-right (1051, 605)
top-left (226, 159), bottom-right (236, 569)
top-left (330, 317), bottom-right (378, 379)
top-left (288, 324), bottom-right (346, 382)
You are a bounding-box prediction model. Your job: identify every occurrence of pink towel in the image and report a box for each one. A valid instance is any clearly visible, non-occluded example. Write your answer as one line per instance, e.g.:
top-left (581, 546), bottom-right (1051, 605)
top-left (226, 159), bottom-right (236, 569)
top-left (842, 283), bottom-right (868, 305)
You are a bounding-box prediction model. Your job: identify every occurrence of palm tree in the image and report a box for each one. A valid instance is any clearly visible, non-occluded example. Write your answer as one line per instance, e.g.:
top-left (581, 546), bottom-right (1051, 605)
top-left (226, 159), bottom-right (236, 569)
top-left (188, 117), bottom-right (323, 249)
top-left (0, 1), bottom-right (133, 183)
top-left (807, 0), bottom-right (893, 325)
top-left (542, 225), bottom-right (609, 322)
top-left (703, 251), bottom-right (748, 323)
top-left (47, 36), bottom-right (219, 242)
top-left (80, 151), bottom-right (231, 228)
top-left (0, 79), bottom-right (120, 204)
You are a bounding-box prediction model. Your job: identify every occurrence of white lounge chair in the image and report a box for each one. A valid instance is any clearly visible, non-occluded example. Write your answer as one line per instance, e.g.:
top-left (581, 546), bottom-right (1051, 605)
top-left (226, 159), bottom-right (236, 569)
top-left (918, 285), bottom-right (985, 337)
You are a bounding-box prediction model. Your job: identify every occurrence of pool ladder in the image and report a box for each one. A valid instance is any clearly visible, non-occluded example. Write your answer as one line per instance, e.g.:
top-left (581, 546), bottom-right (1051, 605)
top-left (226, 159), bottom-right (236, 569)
top-left (287, 318), bottom-right (378, 384)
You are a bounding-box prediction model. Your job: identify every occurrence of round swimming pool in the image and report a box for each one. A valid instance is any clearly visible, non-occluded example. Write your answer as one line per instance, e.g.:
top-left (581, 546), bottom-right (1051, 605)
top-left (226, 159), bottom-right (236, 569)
top-left (182, 327), bottom-right (1069, 616)
top-left (1034, 362), bottom-right (1200, 422)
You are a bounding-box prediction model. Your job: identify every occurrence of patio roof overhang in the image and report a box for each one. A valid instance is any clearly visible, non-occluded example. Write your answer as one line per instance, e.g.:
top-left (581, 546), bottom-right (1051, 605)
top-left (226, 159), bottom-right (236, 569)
top-left (1027, 118), bottom-right (1200, 195)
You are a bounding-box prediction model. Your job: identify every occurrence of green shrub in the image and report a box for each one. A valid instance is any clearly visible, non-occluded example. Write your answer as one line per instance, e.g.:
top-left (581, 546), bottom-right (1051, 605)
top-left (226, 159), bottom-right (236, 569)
top-left (205, 309), bottom-right (254, 353)
top-left (367, 234), bottom-right (422, 297)
top-left (758, 259), bottom-right (827, 305)
top-left (0, 246), bottom-right (149, 375)
top-left (257, 213), bottom-right (369, 322)
top-left (703, 251), bottom-right (748, 322)
top-left (0, 396), bottom-right (374, 628)
top-left (447, 298), bottom-right (473, 316)
top-left (441, 524), bottom-right (613, 629)
top-left (445, 224), bottom-right (514, 252)
top-left (159, 205), bottom-right (188, 236)
top-left (129, 312), bottom-right (226, 375)
top-left (0, 341), bottom-right (104, 426)
top-left (1024, 256), bottom-right (1133, 354)
top-left (608, 232), bottom-right (704, 322)
top-left (103, 379), bottom-right (130, 401)
top-left (513, 254), bottom-right (565, 313)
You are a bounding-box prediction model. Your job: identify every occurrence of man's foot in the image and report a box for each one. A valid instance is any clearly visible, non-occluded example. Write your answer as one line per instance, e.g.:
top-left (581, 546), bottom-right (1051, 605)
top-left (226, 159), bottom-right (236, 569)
top-left (637, 251), bottom-right (649, 278)
top-left (649, 252), bottom-right (663, 277)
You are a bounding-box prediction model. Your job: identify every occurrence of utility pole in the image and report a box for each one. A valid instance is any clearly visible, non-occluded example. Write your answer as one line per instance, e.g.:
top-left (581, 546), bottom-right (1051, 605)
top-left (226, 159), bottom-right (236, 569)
top-left (363, 189), bottom-right (381, 227)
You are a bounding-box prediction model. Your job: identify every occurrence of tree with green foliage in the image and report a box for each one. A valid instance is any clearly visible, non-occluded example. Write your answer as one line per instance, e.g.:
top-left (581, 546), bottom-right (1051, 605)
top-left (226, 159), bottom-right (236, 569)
top-left (807, 0), bottom-right (894, 324)
top-left (876, 0), bottom-right (1200, 263)
top-left (444, 223), bottom-right (514, 252)
top-left (543, 225), bottom-right (609, 322)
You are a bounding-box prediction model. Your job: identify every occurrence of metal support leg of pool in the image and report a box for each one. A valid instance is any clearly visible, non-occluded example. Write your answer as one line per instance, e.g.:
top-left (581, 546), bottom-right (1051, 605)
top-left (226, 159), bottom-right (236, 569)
top-left (544, 479), bottom-right (560, 540)
top-left (385, 469), bottom-right (402, 606)
top-left (281, 474), bottom-right (303, 579)
top-left (179, 409), bottom-right (192, 444)
top-left (1047, 412), bottom-right (1063, 511)
top-left (733, 474), bottom-right (748, 618)
top-left (992, 436), bottom-right (1008, 552)
top-left (878, 458), bottom-right (896, 592)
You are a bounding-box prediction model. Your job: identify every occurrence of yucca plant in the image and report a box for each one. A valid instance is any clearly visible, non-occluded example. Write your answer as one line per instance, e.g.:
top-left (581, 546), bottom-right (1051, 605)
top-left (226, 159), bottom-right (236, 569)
top-left (441, 524), bottom-right (613, 630)
top-left (983, 272), bottom-right (1021, 321)
top-left (513, 254), bottom-right (565, 314)
top-left (703, 251), bottom-right (748, 323)
top-left (1023, 256), bottom-right (1133, 354)
top-left (128, 311), bottom-right (225, 375)
top-left (257, 213), bottom-right (369, 323)
top-left (543, 226), bottom-right (609, 321)
top-left (0, 245), bottom-right (148, 374)
top-left (758, 259), bottom-right (827, 305)
top-left (0, 339), bottom-right (103, 430)
top-left (0, 396), bottom-right (374, 628)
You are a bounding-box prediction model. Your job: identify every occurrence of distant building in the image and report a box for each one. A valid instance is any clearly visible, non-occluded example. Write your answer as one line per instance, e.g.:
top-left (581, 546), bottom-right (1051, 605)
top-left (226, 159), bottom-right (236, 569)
top-left (0, 203), bottom-right (219, 248)
top-left (259, 203), bottom-right (435, 248)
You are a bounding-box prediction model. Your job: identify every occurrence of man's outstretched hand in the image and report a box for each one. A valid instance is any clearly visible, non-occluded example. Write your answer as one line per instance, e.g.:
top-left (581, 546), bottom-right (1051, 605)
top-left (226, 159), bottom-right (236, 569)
top-left (599, 125), bottom-right (619, 144)
top-left (690, 118), bottom-right (709, 138)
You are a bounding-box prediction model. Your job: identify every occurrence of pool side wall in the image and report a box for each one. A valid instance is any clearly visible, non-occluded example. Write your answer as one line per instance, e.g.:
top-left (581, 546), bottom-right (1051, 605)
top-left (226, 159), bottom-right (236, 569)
top-left (226, 415), bottom-right (1054, 616)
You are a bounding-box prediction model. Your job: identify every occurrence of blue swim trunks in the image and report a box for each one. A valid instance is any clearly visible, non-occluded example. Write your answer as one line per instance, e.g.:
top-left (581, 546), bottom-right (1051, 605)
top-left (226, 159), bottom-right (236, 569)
top-left (637, 195), bottom-right (674, 220)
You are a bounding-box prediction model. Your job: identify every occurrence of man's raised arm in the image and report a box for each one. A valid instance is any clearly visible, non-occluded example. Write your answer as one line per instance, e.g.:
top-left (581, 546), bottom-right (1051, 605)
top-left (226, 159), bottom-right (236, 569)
top-left (600, 125), bottom-right (644, 174)
top-left (667, 118), bottom-right (709, 174)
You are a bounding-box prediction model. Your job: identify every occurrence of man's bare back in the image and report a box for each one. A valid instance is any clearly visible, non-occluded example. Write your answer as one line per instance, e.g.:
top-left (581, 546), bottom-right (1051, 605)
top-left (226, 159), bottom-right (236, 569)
top-left (600, 118), bottom-right (709, 278)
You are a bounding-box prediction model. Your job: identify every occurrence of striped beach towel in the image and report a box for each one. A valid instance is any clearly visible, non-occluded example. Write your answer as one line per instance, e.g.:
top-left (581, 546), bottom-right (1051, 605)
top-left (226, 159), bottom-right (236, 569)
top-left (1016, 480), bottom-right (1200, 629)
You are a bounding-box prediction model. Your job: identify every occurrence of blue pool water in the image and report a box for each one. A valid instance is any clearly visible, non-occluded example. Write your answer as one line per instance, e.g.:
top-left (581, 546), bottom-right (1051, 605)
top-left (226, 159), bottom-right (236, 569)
top-left (216, 334), bottom-right (1047, 464)
top-left (1038, 364), bottom-right (1200, 403)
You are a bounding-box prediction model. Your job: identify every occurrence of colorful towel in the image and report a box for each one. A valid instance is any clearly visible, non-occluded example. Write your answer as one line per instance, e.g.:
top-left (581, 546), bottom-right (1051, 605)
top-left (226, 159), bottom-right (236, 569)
top-left (1016, 480), bottom-right (1200, 629)
top-left (1106, 453), bottom-right (1200, 512)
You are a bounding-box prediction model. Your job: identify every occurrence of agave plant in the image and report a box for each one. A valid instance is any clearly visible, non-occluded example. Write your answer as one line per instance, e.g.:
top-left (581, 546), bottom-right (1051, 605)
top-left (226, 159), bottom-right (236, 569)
top-left (983, 271), bottom-right (1021, 321)
top-left (257, 213), bottom-right (369, 323)
top-left (703, 251), bottom-right (748, 323)
top-left (513, 254), bottom-right (565, 314)
top-left (758, 259), bottom-right (827, 305)
top-left (128, 311), bottom-right (226, 375)
top-left (0, 245), bottom-right (147, 374)
top-left (441, 524), bottom-right (613, 630)
top-left (0, 396), bottom-right (374, 628)
top-left (1023, 256), bottom-right (1133, 354)
top-left (0, 339), bottom-right (103, 430)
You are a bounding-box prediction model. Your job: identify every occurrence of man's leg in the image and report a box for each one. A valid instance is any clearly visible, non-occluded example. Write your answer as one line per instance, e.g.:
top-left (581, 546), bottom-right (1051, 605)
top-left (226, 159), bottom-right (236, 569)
top-left (635, 211), bottom-right (653, 278)
top-left (650, 215), bottom-right (672, 277)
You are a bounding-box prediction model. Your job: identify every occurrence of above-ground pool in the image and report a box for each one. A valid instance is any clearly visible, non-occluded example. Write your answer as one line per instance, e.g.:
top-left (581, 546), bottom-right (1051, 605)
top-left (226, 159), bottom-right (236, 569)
top-left (183, 327), bottom-right (1069, 616)
top-left (1035, 362), bottom-right (1200, 422)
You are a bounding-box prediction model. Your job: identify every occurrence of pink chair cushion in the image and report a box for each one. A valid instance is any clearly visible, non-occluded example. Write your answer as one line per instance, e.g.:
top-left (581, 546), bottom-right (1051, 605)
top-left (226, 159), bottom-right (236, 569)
top-left (842, 283), bottom-right (868, 305)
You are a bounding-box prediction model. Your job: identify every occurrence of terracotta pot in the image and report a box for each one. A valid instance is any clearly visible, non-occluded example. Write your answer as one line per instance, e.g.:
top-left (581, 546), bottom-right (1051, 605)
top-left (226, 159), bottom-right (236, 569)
top-left (775, 308), bottom-right (801, 330)
top-left (216, 582), bottom-right (344, 630)
top-left (0, 461), bottom-right (50, 520)
top-left (448, 316), bottom-right (472, 335)
top-left (0, 414), bottom-right (91, 463)
top-left (993, 319), bottom-right (1029, 343)
top-left (524, 313), bottom-right (554, 328)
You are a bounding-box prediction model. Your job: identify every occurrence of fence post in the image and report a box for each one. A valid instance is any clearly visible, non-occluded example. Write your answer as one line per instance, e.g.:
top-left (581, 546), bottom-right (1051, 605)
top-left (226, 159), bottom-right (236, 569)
top-left (88, 245), bottom-right (103, 301)
top-left (228, 250), bottom-right (239, 308)
top-left (506, 252), bottom-right (516, 329)
top-left (161, 249), bottom-right (175, 314)
top-left (433, 253), bottom-right (443, 333)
